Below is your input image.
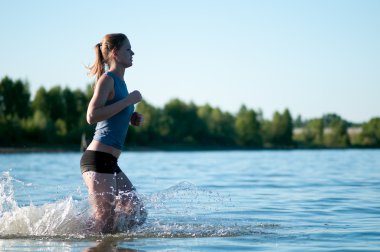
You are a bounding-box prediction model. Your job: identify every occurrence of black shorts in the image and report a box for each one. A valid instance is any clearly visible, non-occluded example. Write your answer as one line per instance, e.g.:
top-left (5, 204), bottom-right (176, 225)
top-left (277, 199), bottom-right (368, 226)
top-left (80, 150), bottom-right (122, 174)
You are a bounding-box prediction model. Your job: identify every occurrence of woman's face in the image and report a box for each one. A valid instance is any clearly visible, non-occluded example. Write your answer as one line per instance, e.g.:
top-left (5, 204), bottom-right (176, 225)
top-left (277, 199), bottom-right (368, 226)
top-left (115, 39), bottom-right (134, 68)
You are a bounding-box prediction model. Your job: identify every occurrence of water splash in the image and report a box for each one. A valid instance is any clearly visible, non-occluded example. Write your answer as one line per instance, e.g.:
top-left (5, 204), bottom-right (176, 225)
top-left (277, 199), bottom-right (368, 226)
top-left (0, 172), bottom-right (279, 239)
top-left (145, 181), bottom-right (232, 220)
top-left (0, 172), bottom-right (90, 237)
top-left (0, 172), bottom-right (18, 215)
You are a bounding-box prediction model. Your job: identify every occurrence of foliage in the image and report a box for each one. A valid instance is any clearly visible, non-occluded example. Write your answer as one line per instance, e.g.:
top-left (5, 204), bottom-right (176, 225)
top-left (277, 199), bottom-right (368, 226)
top-left (0, 76), bottom-right (378, 149)
top-left (302, 119), bottom-right (324, 147)
top-left (0, 76), bottom-right (31, 118)
top-left (323, 117), bottom-right (350, 147)
top-left (361, 118), bottom-right (380, 147)
top-left (197, 104), bottom-right (235, 146)
top-left (265, 109), bottom-right (293, 147)
top-left (234, 105), bottom-right (262, 147)
top-left (160, 99), bottom-right (206, 145)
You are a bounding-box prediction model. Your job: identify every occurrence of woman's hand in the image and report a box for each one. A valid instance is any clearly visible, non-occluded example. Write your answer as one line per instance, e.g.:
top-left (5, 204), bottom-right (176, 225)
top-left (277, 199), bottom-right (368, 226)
top-left (126, 90), bottom-right (142, 105)
top-left (130, 112), bottom-right (144, 126)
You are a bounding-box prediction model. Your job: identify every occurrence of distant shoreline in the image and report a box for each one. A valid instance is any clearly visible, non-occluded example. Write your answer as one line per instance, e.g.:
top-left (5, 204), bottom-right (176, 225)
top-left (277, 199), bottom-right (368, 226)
top-left (0, 145), bottom-right (378, 154)
top-left (0, 147), bottom-right (78, 153)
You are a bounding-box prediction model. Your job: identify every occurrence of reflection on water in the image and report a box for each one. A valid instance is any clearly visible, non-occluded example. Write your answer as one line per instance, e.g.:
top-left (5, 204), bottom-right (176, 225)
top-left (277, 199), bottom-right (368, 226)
top-left (83, 239), bottom-right (144, 252)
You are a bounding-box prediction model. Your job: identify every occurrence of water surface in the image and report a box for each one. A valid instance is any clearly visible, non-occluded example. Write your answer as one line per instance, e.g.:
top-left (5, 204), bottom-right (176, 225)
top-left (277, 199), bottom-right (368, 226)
top-left (0, 150), bottom-right (379, 251)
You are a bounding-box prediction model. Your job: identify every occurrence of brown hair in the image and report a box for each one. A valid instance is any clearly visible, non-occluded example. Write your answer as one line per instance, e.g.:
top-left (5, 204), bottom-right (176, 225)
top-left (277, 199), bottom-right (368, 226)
top-left (87, 33), bottom-right (128, 81)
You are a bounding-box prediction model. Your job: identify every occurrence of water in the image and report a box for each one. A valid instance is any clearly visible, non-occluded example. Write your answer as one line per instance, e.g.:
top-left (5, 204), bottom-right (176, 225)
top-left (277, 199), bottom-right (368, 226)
top-left (0, 150), bottom-right (379, 251)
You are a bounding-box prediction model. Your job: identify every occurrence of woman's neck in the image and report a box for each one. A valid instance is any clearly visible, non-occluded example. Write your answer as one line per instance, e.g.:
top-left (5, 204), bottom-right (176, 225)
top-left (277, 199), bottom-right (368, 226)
top-left (108, 65), bottom-right (125, 80)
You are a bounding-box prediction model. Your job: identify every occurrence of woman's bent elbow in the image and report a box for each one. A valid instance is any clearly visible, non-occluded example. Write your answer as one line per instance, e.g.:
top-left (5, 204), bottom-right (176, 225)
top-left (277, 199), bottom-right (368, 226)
top-left (87, 114), bottom-right (95, 125)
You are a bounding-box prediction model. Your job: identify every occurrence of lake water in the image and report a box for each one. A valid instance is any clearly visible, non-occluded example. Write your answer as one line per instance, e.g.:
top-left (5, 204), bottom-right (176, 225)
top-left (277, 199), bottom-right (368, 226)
top-left (0, 150), bottom-right (379, 251)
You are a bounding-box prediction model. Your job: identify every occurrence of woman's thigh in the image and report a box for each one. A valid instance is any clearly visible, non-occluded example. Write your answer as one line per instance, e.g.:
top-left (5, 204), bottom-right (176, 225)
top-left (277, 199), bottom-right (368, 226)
top-left (82, 171), bottom-right (117, 211)
top-left (115, 171), bottom-right (135, 194)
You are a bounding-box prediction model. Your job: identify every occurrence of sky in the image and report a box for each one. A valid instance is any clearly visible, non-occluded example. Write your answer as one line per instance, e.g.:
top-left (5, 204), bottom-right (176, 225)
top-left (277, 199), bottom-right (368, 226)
top-left (1, 0), bottom-right (379, 123)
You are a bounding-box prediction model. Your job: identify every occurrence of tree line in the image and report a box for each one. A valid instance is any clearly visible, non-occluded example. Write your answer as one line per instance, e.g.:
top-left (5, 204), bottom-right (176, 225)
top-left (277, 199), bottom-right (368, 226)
top-left (1, 76), bottom-right (379, 150)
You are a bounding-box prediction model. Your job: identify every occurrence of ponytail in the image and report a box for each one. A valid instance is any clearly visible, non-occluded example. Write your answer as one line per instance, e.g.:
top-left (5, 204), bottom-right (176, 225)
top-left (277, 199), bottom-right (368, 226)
top-left (87, 43), bottom-right (105, 81)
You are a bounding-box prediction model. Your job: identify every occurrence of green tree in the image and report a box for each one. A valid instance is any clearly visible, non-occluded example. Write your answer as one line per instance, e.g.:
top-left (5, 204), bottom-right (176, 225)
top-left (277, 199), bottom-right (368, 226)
top-left (0, 116), bottom-right (23, 146)
top-left (33, 85), bottom-right (66, 121)
top-left (62, 87), bottom-right (77, 130)
top-left (323, 113), bottom-right (345, 128)
top-left (161, 99), bottom-right (205, 145)
top-left (282, 109), bottom-right (293, 145)
top-left (234, 105), bottom-right (262, 147)
top-left (133, 100), bottom-right (161, 146)
top-left (303, 118), bottom-right (324, 147)
top-left (293, 115), bottom-right (304, 127)
top-left (209, 107), bottom-right (235, 146)
top-left (55, 119), bottom-right (67, 137)
top-left (0, 76), bottom-right (31, 118)
top-left (198, 104), bottom-right (235, 146)
top-left (261, 119), bottom-right (272, 147)
top-left (361, 117), bottom-right (380, 147)
top-left (46, 86), bottom-right (66, 121)
top-left (21, 110), bottom-right (47, 143)
top-left (32, 87), bottom-right (48, 115)
top-left (269, 109), bottom-right (293, 147)
top-left (324, 117), bottom-right (350, 147)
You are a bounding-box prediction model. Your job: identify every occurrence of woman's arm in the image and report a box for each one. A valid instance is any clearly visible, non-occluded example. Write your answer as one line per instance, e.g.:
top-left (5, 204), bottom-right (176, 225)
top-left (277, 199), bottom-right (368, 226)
top-left (86, 75), bottom-right (142, 124)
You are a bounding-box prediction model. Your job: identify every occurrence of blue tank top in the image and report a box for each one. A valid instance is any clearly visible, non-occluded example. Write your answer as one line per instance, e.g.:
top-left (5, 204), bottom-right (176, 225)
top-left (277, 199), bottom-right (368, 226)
top-left (92, 72), bottom-right (134, 150)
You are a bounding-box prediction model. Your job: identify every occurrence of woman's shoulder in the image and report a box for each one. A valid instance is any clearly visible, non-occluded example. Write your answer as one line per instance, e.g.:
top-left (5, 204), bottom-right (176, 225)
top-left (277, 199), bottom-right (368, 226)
top-left (99, 72), bottom-right (114, 82)
top-left (95, 73), bottom-right (114, 91)
top-left (97, 73), bottom-right (114, 85)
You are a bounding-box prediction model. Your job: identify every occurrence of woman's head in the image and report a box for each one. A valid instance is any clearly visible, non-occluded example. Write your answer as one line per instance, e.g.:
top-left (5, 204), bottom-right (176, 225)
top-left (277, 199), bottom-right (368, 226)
top-left (88, 33), bottom-right (133, 80)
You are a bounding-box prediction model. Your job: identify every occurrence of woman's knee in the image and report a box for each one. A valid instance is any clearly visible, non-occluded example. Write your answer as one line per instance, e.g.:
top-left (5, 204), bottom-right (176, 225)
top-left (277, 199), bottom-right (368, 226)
top-left (116, 191), bottom-right (146, 216)
top-left (115, 191), bottom-right (135, 213)
top-left (115, 193), bottom-right (147, 227)
top-left (94, 197), bottom-right (115, 215)
top-left (91, 195), bottom-right (116, 233)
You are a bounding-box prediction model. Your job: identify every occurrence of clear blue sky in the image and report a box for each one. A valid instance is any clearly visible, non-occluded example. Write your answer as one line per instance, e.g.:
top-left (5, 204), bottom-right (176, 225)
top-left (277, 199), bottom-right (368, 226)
top-left (1, 0), bottom-right (379, 123)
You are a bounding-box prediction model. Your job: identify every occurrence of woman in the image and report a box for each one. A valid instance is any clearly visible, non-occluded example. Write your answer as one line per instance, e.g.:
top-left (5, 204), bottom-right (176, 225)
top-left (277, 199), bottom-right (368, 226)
top-left (80, 33), bottom-right (146, 233)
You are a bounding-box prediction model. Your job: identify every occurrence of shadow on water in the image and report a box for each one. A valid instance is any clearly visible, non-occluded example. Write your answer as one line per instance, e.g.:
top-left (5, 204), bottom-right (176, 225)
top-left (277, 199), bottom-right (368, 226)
top-left (83, 239), bottom-right (144, 252)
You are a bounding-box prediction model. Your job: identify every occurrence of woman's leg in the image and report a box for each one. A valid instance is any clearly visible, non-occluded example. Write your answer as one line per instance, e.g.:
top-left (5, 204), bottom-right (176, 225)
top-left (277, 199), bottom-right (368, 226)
top-left (82, 171), bottom-right (117, 233)
top-left (115, 171), bottom-right (147, 227)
